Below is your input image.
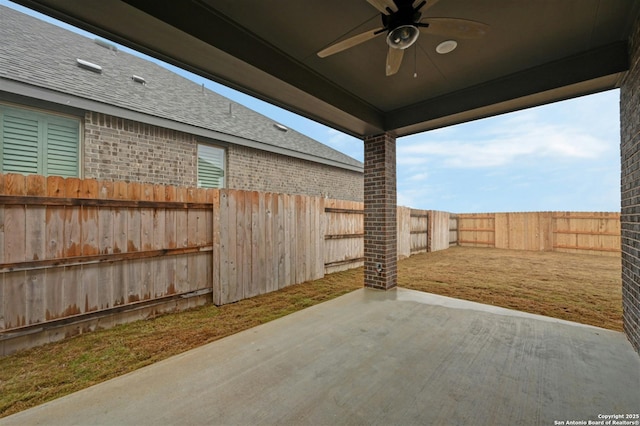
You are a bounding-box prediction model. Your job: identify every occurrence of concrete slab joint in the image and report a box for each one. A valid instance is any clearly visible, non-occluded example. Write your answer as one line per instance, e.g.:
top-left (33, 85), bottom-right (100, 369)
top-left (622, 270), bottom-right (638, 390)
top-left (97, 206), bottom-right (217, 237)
top-left (364, 133), bottom-right (397, 290)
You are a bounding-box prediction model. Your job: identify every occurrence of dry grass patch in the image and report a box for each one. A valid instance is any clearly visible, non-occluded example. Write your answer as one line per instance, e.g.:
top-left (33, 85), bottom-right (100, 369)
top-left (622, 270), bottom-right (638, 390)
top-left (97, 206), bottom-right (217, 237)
top-left (0, 247), bottom-right (621, 418)
top-left (399, 247), bottom-right (622, 331)
top-left (0, 269), bottom-right (362, 418)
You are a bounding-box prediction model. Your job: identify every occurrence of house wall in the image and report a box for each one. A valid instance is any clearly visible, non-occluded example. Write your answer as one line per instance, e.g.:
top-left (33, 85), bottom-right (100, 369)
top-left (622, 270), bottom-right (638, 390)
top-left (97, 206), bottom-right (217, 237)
top-left (620, 12), bottom-right (640, 355)
top-left (227, 145), bottom-right (363, 201)
top-left (83, 112), bottom-right (363, 200)
top-left (84, 112), bottom-right (198, 186)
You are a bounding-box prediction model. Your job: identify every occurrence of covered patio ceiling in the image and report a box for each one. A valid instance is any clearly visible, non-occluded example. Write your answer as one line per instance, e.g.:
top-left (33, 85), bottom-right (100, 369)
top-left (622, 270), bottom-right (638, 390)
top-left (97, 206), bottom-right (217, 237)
top-left (13, 0), bottom-right (639, 138)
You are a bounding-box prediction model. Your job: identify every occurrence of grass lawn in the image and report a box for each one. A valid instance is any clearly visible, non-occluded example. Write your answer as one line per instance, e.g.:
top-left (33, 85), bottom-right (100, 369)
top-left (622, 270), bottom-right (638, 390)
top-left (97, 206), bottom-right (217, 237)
top-left (0, 246), bottom-right (622, 418)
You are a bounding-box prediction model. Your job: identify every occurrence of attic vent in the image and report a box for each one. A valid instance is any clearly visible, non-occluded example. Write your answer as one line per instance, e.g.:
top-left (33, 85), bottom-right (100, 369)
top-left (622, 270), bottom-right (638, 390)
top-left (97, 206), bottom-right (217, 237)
top-left (131, 75), bottom-right (146, 85)
top-left (273, 123), bottom-right (288, 132)
top-left (94, 38), bottom-right (118, 52)
top-left (76, 59), bottom-right (102, 73)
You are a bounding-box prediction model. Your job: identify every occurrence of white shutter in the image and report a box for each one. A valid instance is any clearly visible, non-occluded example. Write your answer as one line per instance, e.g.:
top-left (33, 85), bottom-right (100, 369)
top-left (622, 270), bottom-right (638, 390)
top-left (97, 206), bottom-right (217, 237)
top-left (45, 117), bottom-right (79, 177)
top-left (198, 144), bottom-right (225, 188)
top-left (1, 109), bottom-right (40, 174)
top-left (1, 105), bottom-right (79, 177)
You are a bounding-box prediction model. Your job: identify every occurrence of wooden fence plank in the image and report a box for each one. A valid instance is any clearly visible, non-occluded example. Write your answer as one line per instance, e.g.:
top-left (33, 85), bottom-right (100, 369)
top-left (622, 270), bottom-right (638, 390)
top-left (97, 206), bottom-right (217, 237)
top-left (4, 271), bottom-right (26, 329)
top-left (96, 182), bottom-right (114, 310)
top-left (212, 190), bottom-right (220, 304)
top-left (306, 196), bottom-right (314, 281)
top-left (264, 192), bottom-right (276, 294)
top-left (5, 175), bottom-right (26, 262)
top-left (397, 206), bottom-right (411, 259)
top-left (257, 192), bottom-right (267, 294)
top-left (82, 263), bottom-right (100, 312)
top-left (229, 191), bottom-right (243, 298)
top-left (283, 194), bottom-right (293, 286)
top-left (449, 215), bottom-right (458, 246)
top-left (296, 195), bottom-right (305, 284)
top-left (194, 188), bottom-right (210, 294)
top-left (246, 190), bottom-right (256, 297)
top-left (4, 175), bottom-right (27, 329)
top-left (428, 210), bottom-right (450, 252)
top-left (163, 185), bottom-right (177, 298)
top-left (176, 187), bottom-right (190, 295)
top-left (186, 188), bottom-right (199, 295)
top-left (63, 178), bottom-right (82, 257)
top-left (44, 177), bottom-right (65, 321)
top-left (62, 264), bottom-right (83, 318)
top-left (313, 196), bottom-right (324, 280)
top-left (276, 193), bottom-right (286, 289)
top-left (248, 191), bottom-right (258, 297)
top-left (217, 190), bottom-right (229, 303)
top-left (25, 175), bottom-right (46, 325)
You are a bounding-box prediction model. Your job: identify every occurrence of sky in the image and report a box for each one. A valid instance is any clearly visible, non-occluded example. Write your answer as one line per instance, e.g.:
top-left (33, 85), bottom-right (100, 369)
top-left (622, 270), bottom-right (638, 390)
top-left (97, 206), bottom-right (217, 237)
top-left (1, 1), bottom-right (621, 213)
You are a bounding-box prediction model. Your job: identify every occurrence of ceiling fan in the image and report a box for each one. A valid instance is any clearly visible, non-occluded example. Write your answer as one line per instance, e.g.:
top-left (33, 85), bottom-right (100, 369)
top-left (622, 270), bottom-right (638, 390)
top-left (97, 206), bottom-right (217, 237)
top-left (317, 0), bottom-right (489, 76)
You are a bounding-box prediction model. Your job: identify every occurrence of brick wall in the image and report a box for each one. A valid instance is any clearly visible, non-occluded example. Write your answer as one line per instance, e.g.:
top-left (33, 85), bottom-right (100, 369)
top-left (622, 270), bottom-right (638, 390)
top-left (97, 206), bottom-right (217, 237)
top-left (620, 12), bottom-right (640, 354)
top-left (363, 133), bottom-right (397, 290)
top-left (227, 145), bottom-right (363, 201)
top-left (84, 112), bottom-right (197, 186)
top-left (82, 112), bottom-right (363, 201)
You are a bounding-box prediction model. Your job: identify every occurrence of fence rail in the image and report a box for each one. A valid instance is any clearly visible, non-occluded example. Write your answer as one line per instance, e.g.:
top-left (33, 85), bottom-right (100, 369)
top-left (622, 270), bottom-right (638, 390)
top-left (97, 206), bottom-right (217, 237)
top-left (455, 212), bottom-right (620, 256)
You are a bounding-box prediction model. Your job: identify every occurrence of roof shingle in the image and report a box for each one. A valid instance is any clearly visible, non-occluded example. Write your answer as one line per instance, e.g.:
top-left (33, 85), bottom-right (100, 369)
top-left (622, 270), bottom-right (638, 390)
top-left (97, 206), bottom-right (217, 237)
top-left (0, 5), bottom-right (362, 170)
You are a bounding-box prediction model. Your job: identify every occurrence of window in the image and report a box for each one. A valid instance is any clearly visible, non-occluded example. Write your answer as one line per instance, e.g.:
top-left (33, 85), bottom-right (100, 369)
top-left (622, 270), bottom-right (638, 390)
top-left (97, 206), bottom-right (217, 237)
top-left (197, 143), bottom-right (225, 188)
top-left (0, 105), bottom-right (80, 177)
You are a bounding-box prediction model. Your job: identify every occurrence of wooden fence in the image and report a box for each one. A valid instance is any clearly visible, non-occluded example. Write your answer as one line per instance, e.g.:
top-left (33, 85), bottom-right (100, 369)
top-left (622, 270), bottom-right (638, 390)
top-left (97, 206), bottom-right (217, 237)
top-left (0, 174), bottom-right (449, 354)
top-left (214, 191), bottom-right (324, 305)
top-left (325, 205), bottom-right (447, 268)
top-left (324, 199), bottom-right (365, 273)
top-left (0, 174), bottom-right (215, 335)
top-left (455, 212), bottom-right (620, 256)
top-left (1, 172), bottom-right (621, 354)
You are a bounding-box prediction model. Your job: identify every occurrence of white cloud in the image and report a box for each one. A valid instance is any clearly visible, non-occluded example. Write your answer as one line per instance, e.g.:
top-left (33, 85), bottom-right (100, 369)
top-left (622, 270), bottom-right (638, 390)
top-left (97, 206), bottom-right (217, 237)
top-left (407, 172), bottom-right (429, 181)
top-left (398, 116), bottom-right (614, 169)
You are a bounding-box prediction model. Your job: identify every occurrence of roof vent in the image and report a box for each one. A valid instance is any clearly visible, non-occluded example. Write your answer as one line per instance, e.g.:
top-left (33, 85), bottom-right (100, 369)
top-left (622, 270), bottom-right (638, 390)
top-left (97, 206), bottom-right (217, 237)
top-left (131, 75), bottom-right (146, 85)
top-left (76, 59), bottom-right (102, 73)
top-left (273, 123), bottom-right (288, 132)
top-left (94, 38), bottom-right (118, 52)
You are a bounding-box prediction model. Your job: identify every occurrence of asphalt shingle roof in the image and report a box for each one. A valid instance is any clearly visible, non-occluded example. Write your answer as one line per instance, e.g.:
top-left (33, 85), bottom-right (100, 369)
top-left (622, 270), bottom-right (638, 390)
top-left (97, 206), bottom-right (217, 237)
top-left (0, 6), bottom-right (362, 170)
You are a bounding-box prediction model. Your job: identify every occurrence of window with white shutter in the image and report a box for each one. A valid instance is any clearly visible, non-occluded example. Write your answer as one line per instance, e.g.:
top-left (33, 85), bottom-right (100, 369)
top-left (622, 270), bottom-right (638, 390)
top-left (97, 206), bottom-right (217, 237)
top-left (1, 105), bottom-right (80, 177)
top-left (197, 143), bottom-right (225, 188)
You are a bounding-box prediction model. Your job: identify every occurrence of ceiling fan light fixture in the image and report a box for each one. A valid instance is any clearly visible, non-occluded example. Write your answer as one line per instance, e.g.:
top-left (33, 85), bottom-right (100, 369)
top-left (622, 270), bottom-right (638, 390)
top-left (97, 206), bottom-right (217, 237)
top-left (386, 25), bottom-right (419, 50)
top-left (436, 40), bottom-right (458, 54)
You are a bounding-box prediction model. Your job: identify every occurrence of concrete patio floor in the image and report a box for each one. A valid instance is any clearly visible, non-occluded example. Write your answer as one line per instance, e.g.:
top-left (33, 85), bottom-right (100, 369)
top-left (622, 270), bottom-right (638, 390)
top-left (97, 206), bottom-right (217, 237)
top-left (2, 287), bottom-right (639, 426)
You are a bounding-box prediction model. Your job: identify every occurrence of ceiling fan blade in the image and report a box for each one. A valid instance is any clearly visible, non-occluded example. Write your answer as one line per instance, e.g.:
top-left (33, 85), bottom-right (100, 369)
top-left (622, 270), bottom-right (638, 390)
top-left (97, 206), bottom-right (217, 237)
top-left (421, 0), bottom-right (441, 12)
top-left (421, 18), bottom-right (489, 39)
top-left (318, 28), bottom-right (384, 58)
top-left (386, 47), bottom-right (404, 76)
top-left (366, 0), bottom-right (397, 14)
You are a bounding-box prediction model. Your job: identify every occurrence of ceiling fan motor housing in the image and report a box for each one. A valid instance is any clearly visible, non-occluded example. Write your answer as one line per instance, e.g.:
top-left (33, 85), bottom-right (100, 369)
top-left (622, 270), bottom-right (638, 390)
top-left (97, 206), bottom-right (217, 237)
top-left (383, 1), bottom-right (424, 49)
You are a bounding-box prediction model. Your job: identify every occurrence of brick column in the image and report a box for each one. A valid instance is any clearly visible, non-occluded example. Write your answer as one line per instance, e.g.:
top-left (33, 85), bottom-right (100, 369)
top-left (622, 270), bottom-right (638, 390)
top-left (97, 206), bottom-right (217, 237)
top-left (364, 133), bottom-right (397, 290)
top-left (621, 11), bottom-right (640, 355)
